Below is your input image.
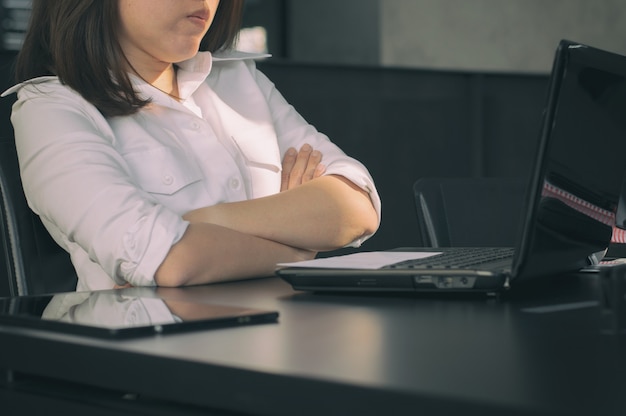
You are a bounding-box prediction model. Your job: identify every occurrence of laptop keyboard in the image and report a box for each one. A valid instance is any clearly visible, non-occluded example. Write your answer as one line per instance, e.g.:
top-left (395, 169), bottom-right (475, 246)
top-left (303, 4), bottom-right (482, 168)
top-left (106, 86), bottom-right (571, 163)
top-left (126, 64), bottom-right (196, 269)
top-left (383, 247), bottom-right (515, 269)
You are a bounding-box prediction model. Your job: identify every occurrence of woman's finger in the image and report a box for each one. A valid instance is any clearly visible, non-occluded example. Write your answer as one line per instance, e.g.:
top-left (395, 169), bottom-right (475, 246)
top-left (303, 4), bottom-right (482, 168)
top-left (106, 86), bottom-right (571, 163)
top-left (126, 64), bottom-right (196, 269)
top-left (302, 150), bottom-right (323, 183)
top-left (281, 147), bottom-right (298, 192)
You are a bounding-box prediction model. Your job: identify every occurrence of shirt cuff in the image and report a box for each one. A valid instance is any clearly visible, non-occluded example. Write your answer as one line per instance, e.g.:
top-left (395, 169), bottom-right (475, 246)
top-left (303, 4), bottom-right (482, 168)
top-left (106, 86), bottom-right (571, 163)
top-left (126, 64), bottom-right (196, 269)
top-left (119, 209), bottom-right (189, 286)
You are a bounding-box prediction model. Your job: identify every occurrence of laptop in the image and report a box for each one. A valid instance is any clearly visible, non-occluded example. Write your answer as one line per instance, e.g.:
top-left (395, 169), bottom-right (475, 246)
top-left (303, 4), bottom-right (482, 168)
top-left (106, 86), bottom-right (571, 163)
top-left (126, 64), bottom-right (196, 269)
top-left (276, 39), bottom-right (626, 293)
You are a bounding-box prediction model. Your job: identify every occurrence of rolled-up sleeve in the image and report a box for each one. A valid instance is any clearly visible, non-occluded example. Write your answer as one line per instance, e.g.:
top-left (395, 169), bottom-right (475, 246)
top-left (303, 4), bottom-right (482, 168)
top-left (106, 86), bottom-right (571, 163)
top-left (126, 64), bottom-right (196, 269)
top-left (11, 83), bottom-right (188, 287)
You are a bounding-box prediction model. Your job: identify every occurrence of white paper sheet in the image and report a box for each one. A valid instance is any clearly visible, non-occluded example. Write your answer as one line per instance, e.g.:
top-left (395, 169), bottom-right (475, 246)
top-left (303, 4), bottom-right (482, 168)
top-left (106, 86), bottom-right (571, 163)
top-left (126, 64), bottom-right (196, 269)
top-left (277, 251), bottom-right (441, 270)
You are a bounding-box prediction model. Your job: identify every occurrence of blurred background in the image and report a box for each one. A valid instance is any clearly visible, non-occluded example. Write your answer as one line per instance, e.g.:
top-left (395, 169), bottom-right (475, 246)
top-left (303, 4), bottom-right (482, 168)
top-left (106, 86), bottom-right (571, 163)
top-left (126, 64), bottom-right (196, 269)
top-left (239, 0), bottom-right (626, 73)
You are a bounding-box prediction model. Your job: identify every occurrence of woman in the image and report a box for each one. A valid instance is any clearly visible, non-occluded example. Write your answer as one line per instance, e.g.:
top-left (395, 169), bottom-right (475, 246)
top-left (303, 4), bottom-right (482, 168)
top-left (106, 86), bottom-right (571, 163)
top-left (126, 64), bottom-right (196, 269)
top-left (3, 0), bottom-right (381, 291)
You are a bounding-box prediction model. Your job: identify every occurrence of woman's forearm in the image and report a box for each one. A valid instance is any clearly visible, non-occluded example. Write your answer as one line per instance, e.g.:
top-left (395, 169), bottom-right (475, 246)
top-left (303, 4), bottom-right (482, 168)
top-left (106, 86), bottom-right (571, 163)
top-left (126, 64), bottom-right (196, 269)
top-left (183, 175), bottom-right (379, 251)
top-left (154, 222), bottom-right (316, 287)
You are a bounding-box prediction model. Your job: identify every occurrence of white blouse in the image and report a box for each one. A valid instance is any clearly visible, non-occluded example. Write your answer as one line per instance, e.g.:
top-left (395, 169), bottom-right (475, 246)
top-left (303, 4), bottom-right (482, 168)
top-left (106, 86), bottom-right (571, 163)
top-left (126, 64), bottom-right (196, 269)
top-left (3, 51), bottom-right (381, 291)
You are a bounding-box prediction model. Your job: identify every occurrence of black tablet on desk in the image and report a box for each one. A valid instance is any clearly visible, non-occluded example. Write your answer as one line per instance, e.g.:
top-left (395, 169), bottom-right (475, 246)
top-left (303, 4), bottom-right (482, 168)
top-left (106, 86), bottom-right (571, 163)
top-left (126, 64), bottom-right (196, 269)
top-left (0, 289), bottom-right (279, 339)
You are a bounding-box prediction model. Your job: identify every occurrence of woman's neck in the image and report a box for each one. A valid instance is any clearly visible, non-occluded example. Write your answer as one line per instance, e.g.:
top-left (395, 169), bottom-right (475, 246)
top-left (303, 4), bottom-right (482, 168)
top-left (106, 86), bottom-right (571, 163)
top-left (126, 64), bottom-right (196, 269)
top-left (130, 61), bottom-right (181, 101)
top-left (147, 64), bottom-right (180, 100)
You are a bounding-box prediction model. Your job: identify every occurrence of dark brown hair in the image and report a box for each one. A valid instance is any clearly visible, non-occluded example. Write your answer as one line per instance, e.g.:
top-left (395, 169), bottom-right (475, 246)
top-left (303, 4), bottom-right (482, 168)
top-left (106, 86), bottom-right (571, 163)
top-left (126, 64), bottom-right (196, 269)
top-left (15, 0), bottom-right (244, 117)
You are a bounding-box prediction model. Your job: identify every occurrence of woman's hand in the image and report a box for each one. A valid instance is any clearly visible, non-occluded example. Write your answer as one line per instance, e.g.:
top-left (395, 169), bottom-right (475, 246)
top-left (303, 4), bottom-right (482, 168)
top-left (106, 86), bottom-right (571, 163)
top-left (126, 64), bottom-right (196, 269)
top-left (280, 144), bottom-right (325, 192)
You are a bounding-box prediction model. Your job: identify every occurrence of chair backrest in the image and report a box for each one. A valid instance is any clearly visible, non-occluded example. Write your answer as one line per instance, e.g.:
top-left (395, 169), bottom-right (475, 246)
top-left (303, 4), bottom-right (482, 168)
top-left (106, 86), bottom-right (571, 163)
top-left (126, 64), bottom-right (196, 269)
top-left (413, 177), bottom-right (527, 248)
top-left (0, 99), bottom-right (77, 297)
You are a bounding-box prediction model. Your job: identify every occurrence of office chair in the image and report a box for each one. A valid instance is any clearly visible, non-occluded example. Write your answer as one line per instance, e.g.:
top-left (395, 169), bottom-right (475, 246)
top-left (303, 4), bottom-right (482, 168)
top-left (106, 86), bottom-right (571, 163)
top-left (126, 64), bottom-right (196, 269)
top-left (0, 108), bottom-right (77, 297)
top-left (413, 177), bottom-right (527, 248)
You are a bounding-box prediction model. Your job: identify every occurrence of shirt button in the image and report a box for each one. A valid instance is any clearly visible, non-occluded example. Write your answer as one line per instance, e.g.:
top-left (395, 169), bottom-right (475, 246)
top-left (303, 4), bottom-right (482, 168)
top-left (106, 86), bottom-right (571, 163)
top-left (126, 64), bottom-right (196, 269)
top-left (162, 174), bottom-right (174, 185)
top-left (229, 177), bottom-right (241, 190)
top-left (190, 121), bottom-right (201, 130)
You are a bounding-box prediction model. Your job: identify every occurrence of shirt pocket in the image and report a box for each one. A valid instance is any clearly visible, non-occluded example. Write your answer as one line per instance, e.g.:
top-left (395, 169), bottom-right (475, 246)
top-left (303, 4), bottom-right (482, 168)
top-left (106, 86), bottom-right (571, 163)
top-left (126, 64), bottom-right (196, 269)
top-left (123, 147), bottom-right (202, 195)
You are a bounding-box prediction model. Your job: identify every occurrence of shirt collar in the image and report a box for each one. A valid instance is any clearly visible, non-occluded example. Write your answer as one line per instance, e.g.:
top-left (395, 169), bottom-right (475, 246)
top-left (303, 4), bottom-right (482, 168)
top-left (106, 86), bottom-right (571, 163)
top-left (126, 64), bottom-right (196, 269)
top-left (176, 50), bottom-right (270, 99)
top-left (133, 50), bottom-right (271, 105)
top-left (174, 51), bottom-right (213, 100)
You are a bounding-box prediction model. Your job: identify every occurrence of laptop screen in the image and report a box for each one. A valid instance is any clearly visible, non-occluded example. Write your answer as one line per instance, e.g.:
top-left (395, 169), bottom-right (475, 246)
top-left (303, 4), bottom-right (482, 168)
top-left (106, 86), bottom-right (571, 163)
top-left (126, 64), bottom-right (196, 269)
top-left (514, 41), bottom-right (626, 282)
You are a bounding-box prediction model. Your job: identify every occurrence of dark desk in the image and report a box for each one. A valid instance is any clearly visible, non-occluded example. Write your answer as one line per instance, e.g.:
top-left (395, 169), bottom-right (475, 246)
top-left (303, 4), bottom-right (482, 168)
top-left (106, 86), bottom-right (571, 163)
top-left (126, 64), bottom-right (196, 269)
top-left (1, 275), bottom-right (625, 416)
